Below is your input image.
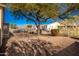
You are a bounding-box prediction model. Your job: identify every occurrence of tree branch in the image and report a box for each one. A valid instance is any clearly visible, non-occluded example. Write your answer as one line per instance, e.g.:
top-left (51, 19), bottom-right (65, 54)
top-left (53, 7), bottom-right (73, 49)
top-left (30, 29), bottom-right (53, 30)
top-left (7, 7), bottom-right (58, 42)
top-left (58, 4), bottom-right (78, 19)
top-left (20, 10), bottom-right (38, 26)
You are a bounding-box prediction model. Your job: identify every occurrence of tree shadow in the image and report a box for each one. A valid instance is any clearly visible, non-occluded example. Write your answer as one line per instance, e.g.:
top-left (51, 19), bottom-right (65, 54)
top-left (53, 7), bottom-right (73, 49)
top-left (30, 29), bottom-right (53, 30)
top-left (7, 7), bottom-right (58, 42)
top-left (54, 42), bottom-right (79, 56)
top-left (70, 36), bottom-right (79, 40)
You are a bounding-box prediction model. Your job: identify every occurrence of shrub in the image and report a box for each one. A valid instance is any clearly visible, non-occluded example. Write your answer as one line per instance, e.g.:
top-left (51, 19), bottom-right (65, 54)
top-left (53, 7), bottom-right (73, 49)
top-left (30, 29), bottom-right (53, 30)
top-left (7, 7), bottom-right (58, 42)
top-left (51, 29), bottom-right (59, 36)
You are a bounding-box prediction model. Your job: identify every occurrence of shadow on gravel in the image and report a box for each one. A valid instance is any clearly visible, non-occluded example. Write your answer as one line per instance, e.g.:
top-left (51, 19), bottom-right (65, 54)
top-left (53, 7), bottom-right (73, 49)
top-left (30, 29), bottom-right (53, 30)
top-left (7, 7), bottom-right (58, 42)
top-left (55, 42), bottom-right (79, 56)
top-left (0, 32), bottom-right (14, 56)
top-left (70, 36), bottom-right (79, 40)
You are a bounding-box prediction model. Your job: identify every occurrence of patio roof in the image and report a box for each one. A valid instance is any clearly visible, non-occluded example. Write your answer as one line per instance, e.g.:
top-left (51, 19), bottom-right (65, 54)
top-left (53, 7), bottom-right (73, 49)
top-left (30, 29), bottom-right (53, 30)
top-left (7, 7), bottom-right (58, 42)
top-left (0, 4), bottom-right (6, 8)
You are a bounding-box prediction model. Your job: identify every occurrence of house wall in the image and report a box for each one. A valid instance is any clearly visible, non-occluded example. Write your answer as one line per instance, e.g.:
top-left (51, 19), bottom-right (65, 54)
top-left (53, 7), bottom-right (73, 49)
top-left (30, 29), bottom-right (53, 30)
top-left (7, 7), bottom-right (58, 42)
top-left (0, 6), bottom-right (4, 46)
top-left (0, 4), bottom-right (6, 47)
top-left (0, 7), bottom-right (3, 29)
top-left (47, 22), bottom-right (60, 31)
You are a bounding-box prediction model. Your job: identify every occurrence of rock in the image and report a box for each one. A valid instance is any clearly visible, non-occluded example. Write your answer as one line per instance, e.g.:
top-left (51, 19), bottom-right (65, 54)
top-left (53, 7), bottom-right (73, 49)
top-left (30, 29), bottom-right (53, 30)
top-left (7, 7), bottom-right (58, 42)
top-left (5, 39), bottom-right (55, 56)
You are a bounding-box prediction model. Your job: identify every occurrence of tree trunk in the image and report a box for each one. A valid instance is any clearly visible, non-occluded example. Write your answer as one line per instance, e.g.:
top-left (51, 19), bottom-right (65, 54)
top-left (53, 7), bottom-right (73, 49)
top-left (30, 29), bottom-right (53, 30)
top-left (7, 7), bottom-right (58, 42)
top-left (36, 25), bottom-right (42, 35)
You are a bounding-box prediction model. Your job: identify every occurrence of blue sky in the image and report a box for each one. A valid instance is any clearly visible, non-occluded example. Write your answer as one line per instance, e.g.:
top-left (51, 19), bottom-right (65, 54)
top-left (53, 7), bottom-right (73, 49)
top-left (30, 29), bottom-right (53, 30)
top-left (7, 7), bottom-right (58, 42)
top-left (4, 4), bottom-right (79, 26)
top-left (4, 8), bottom-right (59, 26)
top-left (4, 8), bottom-right (56, 26)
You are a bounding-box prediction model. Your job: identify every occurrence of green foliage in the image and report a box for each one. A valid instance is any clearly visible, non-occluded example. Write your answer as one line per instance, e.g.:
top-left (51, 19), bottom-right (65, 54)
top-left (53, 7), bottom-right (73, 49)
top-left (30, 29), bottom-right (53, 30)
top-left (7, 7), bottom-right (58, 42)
top-left (65, 15), bottom-right (79, 25)
top-left (10, 3), bottom-right (59, 18)
top-left (27, 25), bottom-right (32, 28)
top-left (61, 3), bottom-right (79, 16)
top-left (9, 3), bottom-right (79, 20)
top-left (10, 24), bottom-right (17, 29)
top-left (9, 3), bottom-right (60, 34)
top-left (9, 3), bottom-right (79, 34)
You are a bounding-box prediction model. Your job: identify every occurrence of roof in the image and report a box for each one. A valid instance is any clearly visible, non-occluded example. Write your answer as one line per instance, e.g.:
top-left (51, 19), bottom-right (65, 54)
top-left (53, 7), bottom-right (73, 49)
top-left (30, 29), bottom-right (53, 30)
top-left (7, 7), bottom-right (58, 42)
top-left (0, 4), bottom-right (6, 8)
top-left (58, 23), bottom-right (65, 26)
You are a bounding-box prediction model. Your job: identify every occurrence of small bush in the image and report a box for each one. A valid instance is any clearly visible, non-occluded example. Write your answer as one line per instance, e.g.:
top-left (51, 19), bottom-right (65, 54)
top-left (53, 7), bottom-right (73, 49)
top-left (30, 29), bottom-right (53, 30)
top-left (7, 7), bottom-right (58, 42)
top-left (51, 29), bottom-right (59, 36)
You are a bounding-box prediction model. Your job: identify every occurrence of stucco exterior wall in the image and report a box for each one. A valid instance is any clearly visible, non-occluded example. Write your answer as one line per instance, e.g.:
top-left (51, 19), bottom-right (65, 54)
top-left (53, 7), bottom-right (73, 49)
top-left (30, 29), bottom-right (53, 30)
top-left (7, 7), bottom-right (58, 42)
top-left (47, 22), bottom-right (60, 31)
top-left (0, 5), bottom-right (5, 46)
top-left (0, 7), bottom-right (2, 29)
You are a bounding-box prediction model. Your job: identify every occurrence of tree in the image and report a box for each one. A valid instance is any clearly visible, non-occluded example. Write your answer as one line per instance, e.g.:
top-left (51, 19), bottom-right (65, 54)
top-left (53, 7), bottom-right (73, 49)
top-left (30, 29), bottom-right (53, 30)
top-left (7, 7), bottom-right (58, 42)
top-left (9, 3), bottom-right (79, 34)
top-left (10, 24), bottom-right (17, 29)
top-left (59, 3), bottom-right (79, 19)
top-left (9, 3), bottom-right (60, 34)
top-left (66, 15), bottom-right (79, 25)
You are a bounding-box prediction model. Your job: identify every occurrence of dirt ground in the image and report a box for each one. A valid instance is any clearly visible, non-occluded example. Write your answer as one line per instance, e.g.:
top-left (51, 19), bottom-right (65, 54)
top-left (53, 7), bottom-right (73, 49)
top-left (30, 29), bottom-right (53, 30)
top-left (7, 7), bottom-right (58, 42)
top-left (5, 32), bottom-right (79, 56)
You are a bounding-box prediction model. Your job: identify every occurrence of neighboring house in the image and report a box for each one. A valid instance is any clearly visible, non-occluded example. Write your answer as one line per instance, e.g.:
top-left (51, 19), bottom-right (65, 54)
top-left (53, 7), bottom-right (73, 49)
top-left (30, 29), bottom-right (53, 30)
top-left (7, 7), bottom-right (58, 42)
top-left (60, 16), bottom-right (79, 28)
top-left (46, 22), bottom-right (60, 31)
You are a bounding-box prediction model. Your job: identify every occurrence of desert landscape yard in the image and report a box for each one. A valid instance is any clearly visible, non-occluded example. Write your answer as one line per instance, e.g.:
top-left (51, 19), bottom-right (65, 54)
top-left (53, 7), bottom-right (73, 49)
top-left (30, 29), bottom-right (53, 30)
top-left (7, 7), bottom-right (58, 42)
top-left (4, 31), bottom-right (79, 56)
top-left (0, 3), bottom-right (79, 56)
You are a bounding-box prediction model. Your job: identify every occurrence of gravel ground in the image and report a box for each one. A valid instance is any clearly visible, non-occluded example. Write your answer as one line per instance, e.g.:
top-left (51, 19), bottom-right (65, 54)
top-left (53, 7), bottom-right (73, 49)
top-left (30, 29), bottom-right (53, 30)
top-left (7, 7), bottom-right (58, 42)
top-left (5, 32), bottom-right (79, 56)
